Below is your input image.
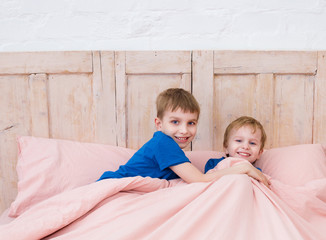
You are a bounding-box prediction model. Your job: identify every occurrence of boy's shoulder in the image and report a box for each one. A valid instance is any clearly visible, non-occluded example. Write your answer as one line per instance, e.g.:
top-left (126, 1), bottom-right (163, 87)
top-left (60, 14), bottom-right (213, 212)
top-left (147, 131), bottom-right (183, 154)
top-left (138, 131), bottom-right (173, 151)
top-left (152, 131), bottom-right (174, 142)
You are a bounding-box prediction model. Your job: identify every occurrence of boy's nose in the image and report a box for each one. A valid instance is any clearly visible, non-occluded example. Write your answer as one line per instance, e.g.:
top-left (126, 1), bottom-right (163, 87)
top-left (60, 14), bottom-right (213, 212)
top-left (179, 124), bottom-right (188, 133)
top-left (242, 142), bottom-right (250, 149)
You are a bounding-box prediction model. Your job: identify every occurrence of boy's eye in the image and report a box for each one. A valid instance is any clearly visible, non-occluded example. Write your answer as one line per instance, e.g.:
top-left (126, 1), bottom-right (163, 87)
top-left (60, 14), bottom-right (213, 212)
top-left (171, 120), bottom-right (179, 124)
top-left (250, 142), bottom-right (257, 145)
top-left (235, 139), bottom-right (242, 143)
top-left (188, 121), bottom-right (196, 126)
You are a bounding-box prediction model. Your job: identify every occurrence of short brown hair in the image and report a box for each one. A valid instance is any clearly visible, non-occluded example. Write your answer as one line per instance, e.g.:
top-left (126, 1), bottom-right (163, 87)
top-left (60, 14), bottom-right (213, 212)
top-left (156, 88), bottom-right (200, 119)
top-left (223, 116), bottom-right (267, 151)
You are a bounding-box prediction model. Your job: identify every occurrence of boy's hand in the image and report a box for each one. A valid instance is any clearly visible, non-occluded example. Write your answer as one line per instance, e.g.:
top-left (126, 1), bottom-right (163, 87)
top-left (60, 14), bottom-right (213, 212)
top-left (231, 162), bottom-right (271, 189)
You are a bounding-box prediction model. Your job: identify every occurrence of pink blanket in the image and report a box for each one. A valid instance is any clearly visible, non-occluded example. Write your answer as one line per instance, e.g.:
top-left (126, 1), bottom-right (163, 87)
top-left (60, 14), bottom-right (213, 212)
top-left (1, 160), bottom-right (326, 240)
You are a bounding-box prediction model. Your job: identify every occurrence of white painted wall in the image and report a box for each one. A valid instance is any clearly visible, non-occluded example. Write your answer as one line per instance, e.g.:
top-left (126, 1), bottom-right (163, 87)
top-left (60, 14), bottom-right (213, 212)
top-left (1, 0), bottom-right (326, 51)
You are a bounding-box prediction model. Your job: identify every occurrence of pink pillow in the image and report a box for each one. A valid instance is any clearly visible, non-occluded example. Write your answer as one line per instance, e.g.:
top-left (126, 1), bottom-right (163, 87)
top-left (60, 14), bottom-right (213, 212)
top-left (255, 144), bottom-right (326, 186)
top-left (9, 136), bottom-right (220, 217)
top-left (9, 136), bottom-right (135, 217)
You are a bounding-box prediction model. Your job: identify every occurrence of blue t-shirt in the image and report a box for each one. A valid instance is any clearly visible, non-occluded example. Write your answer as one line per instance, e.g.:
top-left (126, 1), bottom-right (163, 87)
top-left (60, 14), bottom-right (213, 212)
top-left (98, 131), bottom-right (190, 181)
top-left (204, 157), bottom-right (262, 173)
top-left (204, 157), bottom-right (225, 173)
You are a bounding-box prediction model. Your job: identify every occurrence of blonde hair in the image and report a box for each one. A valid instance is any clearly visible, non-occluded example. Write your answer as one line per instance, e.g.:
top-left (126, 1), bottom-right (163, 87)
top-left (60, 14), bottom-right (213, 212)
top-left (156, 88), bottom-right (200, 119)
top-left (223, 116), bottom-right (266, 151)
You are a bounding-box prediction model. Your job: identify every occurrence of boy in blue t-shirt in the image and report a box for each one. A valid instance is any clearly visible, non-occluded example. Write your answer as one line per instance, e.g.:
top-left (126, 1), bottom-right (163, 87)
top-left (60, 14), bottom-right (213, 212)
top-left (205, 116), bottom-right (266, 174)
top-left (98, 88), bottom-right (270, 187)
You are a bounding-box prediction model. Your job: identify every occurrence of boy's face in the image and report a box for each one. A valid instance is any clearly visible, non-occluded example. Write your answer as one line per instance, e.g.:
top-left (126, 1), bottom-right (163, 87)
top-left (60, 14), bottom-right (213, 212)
top-left (225, 125), bottom-right (263, 163)
top-left (155, 108), bottom-right (198, 149)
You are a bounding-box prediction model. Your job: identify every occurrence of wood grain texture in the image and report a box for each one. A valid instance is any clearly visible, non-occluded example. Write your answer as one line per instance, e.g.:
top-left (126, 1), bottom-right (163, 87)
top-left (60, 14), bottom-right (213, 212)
top-left (314, 52), bottom-right (326, 144)
top-left (115, 51), bottom-right (127, 147)
top-left (0, 75), bottom-right (31, 212)
top-left (253, 74), bottom-right (274, 149)
top-left (272, 74), bottom-right (314, 146)
top-left (91, 51), bottom-right (117, 145)
top-left (126, 51), bottom-right (191, 74)
top-left (192, 51), bottom-right (214, 151)
top-left (47, 73), bottom-right (94, 141)
top-left (29, 74), bottom-right (50, 138)
top-left (214, 51), bottom-right (317, 74)
top-left (0, 51), bottom-right (92, 74)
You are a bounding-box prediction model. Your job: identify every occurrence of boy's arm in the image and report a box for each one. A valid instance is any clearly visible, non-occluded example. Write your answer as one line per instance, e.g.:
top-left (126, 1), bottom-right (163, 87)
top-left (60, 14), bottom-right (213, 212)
top-left (170, 162), bottom-right (271, 188)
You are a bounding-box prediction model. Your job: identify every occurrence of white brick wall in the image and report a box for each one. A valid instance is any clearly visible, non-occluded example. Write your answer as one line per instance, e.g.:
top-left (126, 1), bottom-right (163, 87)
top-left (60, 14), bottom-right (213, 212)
top-left (1, 0), bottom-right (326, 51)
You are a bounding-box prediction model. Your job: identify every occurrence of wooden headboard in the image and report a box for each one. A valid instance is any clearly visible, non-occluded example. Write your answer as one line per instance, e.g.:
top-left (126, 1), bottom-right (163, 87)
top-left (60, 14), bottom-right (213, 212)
top-left (1, 50), bottom-right (326, 213)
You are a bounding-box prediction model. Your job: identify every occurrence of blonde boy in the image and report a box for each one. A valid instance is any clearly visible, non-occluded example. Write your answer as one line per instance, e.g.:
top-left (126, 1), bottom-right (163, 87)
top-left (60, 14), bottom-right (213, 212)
top-left (205, 116), bottom-right (266, 173)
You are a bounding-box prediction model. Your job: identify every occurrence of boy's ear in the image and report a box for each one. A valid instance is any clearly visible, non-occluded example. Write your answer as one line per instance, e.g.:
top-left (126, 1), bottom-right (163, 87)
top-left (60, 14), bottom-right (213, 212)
top-left (154, 117), bottom-right (162, 130)
top-left (257, 149), bottom-right (264, 158)
top-left (224, 147), bottom-right (229, 156)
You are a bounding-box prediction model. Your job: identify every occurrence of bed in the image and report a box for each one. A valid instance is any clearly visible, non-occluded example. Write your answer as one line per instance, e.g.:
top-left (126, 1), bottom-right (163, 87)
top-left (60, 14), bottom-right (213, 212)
top-left (0, 50), bottom-right (326, 239)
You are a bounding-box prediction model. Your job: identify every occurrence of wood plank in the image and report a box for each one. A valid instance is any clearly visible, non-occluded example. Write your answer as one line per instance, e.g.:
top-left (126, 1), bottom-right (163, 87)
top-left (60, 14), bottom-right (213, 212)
top-left (0, 51), bottom-right (93, 74)
top-left (29, 74), bottom-right (50, 138)
top-left (126, 51), bottom-right (191, 74)
top-left (180, 73), bottom-right (191, 91)
top-left (313, 51), bottom-right (326, 144)
top-left (48, 73), bottom-right (94, 142)
top-left (0, 75), bottom-right (31, 214)
top-left (192, 51), bottom-right (214, 151)
top-left (214, 51), bottom-right (317, 74)
top-left (91, 51), bottom-right (117, 145)
top-left (115, 51), bottom-right (127, 148)
top-left (272, 75), bottom-right (314, 147)
top-left (253, 74), bottom-right (274, 149)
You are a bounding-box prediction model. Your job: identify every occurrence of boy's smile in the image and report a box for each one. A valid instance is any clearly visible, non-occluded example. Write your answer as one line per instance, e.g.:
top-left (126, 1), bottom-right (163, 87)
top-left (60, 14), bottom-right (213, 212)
top-left (155, 108), bottom-right (198, 149)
